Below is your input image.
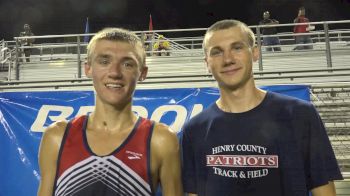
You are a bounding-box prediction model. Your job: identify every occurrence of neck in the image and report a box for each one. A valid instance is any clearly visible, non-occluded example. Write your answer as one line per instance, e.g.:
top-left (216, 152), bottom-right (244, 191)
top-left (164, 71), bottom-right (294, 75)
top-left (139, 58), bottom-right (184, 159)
top-left (217, 85), bottom-right (266, 113)
top-left (89, 100), bottom-right (138, 133)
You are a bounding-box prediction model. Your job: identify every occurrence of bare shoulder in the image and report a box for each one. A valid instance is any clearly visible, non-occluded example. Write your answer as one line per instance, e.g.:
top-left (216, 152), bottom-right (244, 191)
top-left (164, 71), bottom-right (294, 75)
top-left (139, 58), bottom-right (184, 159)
top-left (44, 120), bottom-right (68, 136)
top-left (152, 122), bottom-right (178, 142)
top-left (41, 120), bottom-right (68, 148)
top-left (151, 122), bottom-right (179, 152)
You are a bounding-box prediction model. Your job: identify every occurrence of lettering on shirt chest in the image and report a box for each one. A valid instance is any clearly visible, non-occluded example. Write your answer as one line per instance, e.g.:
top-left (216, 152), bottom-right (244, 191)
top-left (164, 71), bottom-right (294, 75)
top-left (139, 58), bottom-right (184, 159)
top-left (206, 144), bottom-right (279, 179)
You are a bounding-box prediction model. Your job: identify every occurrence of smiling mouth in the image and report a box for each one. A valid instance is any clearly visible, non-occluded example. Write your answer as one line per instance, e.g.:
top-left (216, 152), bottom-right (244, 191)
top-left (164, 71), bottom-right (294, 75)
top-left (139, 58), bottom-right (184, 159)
top-left (221, 67), bottom-right (241, 74)
top-left (105, 83), bottom-right (123, 89)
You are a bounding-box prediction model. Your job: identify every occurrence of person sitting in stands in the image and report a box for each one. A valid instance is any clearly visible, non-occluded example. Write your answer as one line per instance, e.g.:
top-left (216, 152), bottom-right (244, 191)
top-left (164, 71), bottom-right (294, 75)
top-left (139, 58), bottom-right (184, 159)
top-left (153, 35), bottom-right (170, 56)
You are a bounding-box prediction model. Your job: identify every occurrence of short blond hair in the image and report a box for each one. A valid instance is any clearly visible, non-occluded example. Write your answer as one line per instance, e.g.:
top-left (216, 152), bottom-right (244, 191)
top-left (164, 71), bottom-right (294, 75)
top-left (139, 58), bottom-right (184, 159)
top-left (87, 28), bottom-right (146, 67)
top-left (203, 19), bottom-right (256, 54)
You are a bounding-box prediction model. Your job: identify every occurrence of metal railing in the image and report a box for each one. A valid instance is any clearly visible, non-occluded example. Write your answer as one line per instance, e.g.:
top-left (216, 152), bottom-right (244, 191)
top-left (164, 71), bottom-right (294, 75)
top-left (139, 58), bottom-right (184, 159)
top-left (0, 20), bottom-right (349, 87)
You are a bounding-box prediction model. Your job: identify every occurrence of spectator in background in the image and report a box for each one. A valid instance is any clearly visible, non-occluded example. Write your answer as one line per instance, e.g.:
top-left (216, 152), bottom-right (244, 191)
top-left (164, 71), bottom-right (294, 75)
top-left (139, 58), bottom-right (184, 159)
top-left (141, 32), bottom-right (153, 56)
top-left (153, 35), bottom-right (170, 56)
top-left (259, 11), bottom-right (281, 52)
top-left (19, 24), bottom-right (35, 62)
top-left (293, 7), bottom-right (314, 50)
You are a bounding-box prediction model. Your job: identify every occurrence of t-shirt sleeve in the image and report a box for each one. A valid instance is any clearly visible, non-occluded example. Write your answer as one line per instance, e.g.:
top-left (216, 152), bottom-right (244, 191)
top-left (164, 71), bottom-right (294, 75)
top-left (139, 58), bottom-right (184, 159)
top-left (181, 124), bottom-right (197, 194)
top-left (305, 105), bottom-right (343, 190)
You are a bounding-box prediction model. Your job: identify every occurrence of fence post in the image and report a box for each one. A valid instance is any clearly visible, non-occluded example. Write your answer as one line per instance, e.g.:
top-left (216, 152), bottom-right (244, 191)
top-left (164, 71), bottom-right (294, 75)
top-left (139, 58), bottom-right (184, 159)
top-left (7, 50), bottom-right (12, 81)
top-left (15, 38), bottom-right (20, 80)
top-left (323, 22), bottom-right (333, 69)
top-left (77, 36), bottom-right (82, 78)
top-left (256, 26), bottom-right (263, 71)
top-left (40, 44), bottom-right (43, 61)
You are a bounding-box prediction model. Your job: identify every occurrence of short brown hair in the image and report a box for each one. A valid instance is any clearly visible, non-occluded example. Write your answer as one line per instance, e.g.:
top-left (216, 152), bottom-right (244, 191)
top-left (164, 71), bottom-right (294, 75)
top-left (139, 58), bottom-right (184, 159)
top-left (87, 28), bottom-right (146, 67)
top-left (203, 19), bottom-right (256, 54)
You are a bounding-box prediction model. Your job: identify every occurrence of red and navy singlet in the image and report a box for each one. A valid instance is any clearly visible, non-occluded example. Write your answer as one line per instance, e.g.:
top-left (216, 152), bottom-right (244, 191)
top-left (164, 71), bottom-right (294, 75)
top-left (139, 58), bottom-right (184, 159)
top-left (53, 115), bottom-right (155, 196)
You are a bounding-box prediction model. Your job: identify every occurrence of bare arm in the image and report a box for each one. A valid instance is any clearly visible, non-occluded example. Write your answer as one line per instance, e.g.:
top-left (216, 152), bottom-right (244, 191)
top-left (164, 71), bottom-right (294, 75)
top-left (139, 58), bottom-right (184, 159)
top-left (311, 181), bottom-right (336, 196)
top-left (152, 123), bottom-right (183, 196)
top-left (37, 122), bottom-right (67, 196)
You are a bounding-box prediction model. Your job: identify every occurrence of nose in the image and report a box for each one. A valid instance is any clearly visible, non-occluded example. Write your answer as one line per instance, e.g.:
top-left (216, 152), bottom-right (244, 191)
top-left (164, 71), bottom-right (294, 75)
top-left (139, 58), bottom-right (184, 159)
top-left (223, 50), bottom-right (235, 66)
top-left (107, 62), bottom-right (123, 79)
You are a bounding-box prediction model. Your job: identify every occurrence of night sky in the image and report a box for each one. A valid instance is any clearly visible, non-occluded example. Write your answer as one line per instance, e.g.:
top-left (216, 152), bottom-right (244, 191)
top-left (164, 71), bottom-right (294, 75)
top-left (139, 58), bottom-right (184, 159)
top-left (0, 0), bottom-right (349, 41)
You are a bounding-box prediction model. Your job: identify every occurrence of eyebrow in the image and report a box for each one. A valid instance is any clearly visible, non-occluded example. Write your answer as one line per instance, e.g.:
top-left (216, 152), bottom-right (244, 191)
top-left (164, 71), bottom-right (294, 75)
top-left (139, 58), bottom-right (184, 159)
top-left (95, 54), bottom-right (110, 59)
top-left (210, 41), bottom-right (246, 51)
top-left (95, 54), bottom-right (140, 65)
top-left (94, 49), bottom-right (143, 66)
top-left (228, 41), bottom-right (247, 48)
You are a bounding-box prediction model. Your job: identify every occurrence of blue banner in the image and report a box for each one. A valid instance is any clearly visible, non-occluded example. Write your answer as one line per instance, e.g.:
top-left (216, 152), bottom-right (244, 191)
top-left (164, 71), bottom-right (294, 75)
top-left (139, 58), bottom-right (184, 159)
top-left (0, 86), bottom-right (309, 196)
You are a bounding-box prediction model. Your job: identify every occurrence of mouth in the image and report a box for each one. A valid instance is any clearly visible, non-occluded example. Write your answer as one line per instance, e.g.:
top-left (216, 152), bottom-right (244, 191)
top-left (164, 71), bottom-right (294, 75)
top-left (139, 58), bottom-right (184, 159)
top-left (105, 83), bottom-right (123, 89)
top-left (221, 67), bottom-right (241, 74)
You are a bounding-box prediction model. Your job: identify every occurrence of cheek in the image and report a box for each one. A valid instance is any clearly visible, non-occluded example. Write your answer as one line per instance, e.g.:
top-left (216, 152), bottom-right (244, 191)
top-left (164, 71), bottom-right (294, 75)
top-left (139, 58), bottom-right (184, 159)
top-left (91, 70), bottom-right (99, 78)
top-left (132, 73), bottom-right (142, 82)
top-left (207, 60), bottom-right (218, 71)
top-left (91, 68), bottom-right (106, 80)
top-left (124, 70), bottom-right (141, 81)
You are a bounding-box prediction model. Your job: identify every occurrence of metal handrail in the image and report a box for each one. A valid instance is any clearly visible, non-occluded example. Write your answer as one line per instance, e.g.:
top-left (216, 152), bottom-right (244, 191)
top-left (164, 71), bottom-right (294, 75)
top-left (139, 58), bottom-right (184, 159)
top-left (1, 19), bottom-right (349, 85)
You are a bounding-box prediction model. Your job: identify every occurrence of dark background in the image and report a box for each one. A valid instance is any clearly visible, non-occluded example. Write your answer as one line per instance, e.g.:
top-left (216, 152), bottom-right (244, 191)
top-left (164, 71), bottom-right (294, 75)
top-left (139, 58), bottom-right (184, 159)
top-left (0, 0), bottom-right (349, 41)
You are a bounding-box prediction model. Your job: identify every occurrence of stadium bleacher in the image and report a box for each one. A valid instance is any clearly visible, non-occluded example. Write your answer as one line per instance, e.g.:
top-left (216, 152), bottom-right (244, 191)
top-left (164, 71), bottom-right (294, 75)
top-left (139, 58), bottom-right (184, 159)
top-left (1, 20), bottom-right (350, 194)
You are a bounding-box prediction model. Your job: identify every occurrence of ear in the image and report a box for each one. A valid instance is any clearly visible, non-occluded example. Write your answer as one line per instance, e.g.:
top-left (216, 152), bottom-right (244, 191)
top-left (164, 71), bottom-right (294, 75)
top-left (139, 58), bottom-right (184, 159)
top-left (252, 46), bottom-right (260, 62)
top-left (139, 66), bottom-right (148, 81)
top-left (84, 61), bottom-right (92, 78)
top-left (204, 56), bottom-right (212, 73)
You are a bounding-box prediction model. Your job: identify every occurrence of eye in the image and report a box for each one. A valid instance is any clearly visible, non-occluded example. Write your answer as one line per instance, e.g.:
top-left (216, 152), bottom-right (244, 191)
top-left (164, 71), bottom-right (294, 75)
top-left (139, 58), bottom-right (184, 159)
top-left (232, 44), bottom-right (244, 51)
top-left (97, 58), bottom-right (109, 65)
top-left (209, 49), bottom-right (223, 57)
top-left (234, 46), bottom-right (243, 50)
top-left (122, 60), bottom-right (137, 69)
top-left (123, 62), bottom-right (132, 67)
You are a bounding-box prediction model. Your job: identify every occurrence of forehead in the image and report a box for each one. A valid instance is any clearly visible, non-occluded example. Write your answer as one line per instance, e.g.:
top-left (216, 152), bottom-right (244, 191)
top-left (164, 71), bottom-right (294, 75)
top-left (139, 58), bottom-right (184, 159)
top-left (206, 27), bottom-right (247, 48)
top-left (93, 40), bottom-right (143, 62)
